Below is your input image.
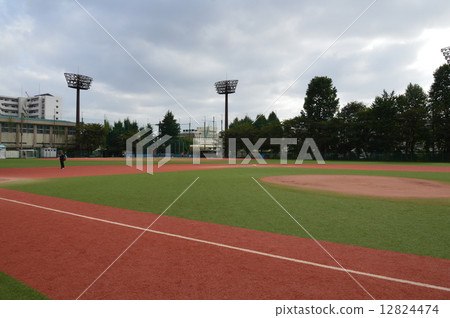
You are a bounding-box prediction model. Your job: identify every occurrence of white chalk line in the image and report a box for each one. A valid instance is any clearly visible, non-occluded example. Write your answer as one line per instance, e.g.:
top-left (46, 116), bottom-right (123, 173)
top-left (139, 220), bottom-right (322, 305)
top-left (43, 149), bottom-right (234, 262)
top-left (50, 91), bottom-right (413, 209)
top-left (252, 177), bottom-right (375, 300)
top-left (1, 196), bottom-right (449, 293)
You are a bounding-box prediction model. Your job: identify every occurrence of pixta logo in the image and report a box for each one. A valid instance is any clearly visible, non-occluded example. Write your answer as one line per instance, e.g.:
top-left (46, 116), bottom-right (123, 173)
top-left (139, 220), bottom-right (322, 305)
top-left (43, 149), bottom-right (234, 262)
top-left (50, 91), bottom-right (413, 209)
top-left (126, 128), bottom-right (172, 174)
top-left (225, 138), bottom-right (325, 165)
top-left (127, 129), bottom-right (325, 175)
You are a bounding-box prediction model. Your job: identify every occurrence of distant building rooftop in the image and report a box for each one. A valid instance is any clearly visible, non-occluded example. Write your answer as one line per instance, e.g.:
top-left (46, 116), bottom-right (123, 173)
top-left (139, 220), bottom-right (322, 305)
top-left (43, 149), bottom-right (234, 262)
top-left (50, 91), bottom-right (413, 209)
top-left (0, 115), bottom-right (74, 125)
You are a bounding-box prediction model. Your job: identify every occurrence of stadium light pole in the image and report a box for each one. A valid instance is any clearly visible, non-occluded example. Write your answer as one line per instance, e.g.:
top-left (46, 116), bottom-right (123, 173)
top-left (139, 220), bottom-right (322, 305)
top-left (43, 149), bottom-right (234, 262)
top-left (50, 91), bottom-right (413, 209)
top-left (442, 46), bottom-right (450, 64)
top-left (214, 80), bottom-right (238, 131)
top-left (64, 73), bottom-right (93, 126)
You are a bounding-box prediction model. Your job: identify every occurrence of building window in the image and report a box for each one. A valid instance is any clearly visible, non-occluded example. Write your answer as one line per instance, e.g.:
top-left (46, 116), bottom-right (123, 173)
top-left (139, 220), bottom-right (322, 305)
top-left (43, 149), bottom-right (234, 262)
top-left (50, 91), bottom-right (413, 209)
top-left (20, 124), bottom-right (34, 133)
top-left (1, 123), bottom-right (16, 133)
top-left (54, 126), bottom-right (65, 135)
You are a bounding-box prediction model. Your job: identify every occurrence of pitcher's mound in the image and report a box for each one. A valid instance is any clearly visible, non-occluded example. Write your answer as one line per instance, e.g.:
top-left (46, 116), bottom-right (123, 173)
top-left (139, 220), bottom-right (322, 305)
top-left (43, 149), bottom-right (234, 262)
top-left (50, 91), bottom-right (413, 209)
top-left (261, 175), bottom-right (450, 198)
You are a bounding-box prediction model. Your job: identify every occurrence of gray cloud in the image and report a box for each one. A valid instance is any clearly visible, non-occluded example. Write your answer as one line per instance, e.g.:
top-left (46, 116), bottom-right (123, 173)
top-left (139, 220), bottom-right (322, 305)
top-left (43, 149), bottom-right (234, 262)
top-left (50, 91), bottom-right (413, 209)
top-left (1, 0), bottom-right (449, 129)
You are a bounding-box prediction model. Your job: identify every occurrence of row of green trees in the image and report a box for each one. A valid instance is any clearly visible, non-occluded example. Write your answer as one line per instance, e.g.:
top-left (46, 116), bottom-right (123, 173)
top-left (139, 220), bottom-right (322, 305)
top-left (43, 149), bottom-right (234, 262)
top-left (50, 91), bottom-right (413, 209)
top-left (75, 111), bottom-right (182, 156)
top-left (223, 64), bottom-right (450, 160)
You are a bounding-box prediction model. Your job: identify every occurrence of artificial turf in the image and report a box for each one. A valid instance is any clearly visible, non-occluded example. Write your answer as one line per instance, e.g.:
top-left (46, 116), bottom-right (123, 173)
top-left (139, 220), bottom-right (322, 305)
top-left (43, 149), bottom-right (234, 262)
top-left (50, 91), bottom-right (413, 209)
top-left (2, 167), bottom-right (449, 259)
top-left (0, 270), bottom-right (50, 300)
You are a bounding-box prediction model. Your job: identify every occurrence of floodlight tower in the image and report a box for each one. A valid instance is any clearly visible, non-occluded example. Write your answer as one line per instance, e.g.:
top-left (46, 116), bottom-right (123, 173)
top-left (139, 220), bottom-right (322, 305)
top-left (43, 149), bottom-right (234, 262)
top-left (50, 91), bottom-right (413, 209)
top-left (214, 79), bottom-right (238, 131)
top-left (442, 46), bottom-right (450, 64)
top-left (64, 73), bottom-right (93, 125)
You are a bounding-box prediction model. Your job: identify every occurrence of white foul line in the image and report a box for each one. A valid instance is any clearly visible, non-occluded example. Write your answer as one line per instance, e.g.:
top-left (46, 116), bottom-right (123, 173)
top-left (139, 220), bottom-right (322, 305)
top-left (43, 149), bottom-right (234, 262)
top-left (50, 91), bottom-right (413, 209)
top-left (75, 176), bottom-right (199, 299)
top-left (252, 177), bottom-right (375, 300)
top-left (1, 196), bottom-right (449, 294)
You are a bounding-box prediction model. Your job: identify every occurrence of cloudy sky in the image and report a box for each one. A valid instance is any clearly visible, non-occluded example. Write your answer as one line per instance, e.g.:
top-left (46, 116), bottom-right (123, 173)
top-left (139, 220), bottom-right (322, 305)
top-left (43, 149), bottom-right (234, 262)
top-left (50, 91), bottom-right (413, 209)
top-left (1, 0), bottom-right (449, 130)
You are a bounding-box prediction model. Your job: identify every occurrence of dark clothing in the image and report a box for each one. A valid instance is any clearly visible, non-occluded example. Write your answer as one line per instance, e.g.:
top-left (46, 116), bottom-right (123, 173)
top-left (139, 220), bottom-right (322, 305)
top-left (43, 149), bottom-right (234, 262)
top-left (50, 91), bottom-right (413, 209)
top-left (59, 153), bottom-right (66, 169)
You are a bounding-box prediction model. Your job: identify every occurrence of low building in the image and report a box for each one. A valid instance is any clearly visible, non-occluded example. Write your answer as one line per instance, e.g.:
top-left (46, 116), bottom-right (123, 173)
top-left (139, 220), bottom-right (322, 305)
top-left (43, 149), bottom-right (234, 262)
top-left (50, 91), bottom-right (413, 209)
top-left (179, 128), bottom-right (197, 139)
top-left (191, 126), bottom-right (223, 157)
top-left (0, 116), bottom-right (76, 150)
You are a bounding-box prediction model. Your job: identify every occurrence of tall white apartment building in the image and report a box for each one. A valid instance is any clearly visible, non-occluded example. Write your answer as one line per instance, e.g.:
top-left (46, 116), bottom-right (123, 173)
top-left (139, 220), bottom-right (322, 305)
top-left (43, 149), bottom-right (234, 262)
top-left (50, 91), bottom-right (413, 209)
top-left (0, 93), bottom-right (62, 120)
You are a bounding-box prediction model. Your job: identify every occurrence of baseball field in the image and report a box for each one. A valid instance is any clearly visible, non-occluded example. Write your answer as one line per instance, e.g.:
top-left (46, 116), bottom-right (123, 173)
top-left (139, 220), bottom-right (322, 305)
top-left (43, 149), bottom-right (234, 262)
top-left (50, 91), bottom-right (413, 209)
top-left (0, 158), bottom-right (449, 300)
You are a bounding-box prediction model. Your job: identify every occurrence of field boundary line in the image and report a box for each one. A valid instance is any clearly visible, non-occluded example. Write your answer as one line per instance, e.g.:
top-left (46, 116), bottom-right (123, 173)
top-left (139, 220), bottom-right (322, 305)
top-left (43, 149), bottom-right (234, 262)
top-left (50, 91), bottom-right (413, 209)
top-left (252, 177), bottom-right (376, 299)
top-left (1, 196), bottom-right (450, 293)
top-left (75, 176), bottom-right (199, 299)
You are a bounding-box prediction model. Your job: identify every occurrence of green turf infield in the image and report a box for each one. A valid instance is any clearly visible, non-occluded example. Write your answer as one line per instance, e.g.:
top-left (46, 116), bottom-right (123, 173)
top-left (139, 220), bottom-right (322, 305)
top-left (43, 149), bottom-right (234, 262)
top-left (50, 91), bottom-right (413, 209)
top-left (0, 270), bottom-right (50, 300)
top-left (2, 167), bottom-right (449, 259)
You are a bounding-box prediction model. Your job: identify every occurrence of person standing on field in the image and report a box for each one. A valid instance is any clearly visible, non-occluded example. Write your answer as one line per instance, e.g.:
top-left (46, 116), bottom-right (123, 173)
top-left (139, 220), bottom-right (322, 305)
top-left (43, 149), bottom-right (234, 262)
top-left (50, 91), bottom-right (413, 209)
top-left (58, 150), bottom-right (66, 169)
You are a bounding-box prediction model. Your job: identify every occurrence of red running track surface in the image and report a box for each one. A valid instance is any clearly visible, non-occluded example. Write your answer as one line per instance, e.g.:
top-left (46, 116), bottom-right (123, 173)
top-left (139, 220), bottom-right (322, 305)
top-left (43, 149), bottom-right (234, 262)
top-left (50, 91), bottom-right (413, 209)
top-left (0, 188), bottom-right (449, 300)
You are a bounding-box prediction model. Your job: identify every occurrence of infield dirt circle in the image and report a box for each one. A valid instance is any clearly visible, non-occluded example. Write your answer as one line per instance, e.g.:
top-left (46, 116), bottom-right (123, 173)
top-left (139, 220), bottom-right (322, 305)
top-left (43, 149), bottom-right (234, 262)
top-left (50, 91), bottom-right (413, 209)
top-left (261, 175), bottom-right (450, 198)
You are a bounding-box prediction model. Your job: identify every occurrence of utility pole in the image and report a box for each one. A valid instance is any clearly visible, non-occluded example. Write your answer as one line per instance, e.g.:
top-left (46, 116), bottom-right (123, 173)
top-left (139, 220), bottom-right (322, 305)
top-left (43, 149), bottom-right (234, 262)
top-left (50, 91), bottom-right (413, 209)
top-left (188, 118), bottom-right (191, 155)
top-left (204, 116), bottom-right (206, 152)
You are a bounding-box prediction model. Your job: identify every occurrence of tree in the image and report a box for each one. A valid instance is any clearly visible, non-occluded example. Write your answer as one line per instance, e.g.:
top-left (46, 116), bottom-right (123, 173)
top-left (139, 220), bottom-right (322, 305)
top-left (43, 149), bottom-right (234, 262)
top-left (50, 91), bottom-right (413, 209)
top-left (282, 114), bottom-right (309, 157)
top-left (339, 101), bottom-right (367, 122)
top-left (428, 64), bottom-right (450, 156)
top-left (106, 120), bottom-right (125, 155)
top-left (267, 111), bottom-right (281, 124)
top-left (397, 83), bottom-right (428, 158)
top-left (222, 119), bottom-right (258, 157)
top-left (261, 111), bottom-right (283, 153)
top-left (230, 115), bottom-right (253, 129)
top-left (103, 119), bottom-right (111, 150)
top-left (337, 101), bottom-right (369, 156)
top-left (302, 76), bottom-right (339, 121)
top-left (300, 76), bottom-right (340, 153)
top-left (77, 123), bottom-right (106, 155)
top-left (369, 90), bottom-right (399, 153)
top-left (104, 118), bottom-right (147, 156)
top-left (353, 108), bottom-right (374, 157)
top-left (253, 114), bottom-right (267, 130)
top-left (226, 113), bottom-right (283, 155)
top-left (157, 111), bottom-right (180, 154)
top-left (159, 110), bottom-right (180, 137)
top-left (123, 118), bottom-right (139, 138)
